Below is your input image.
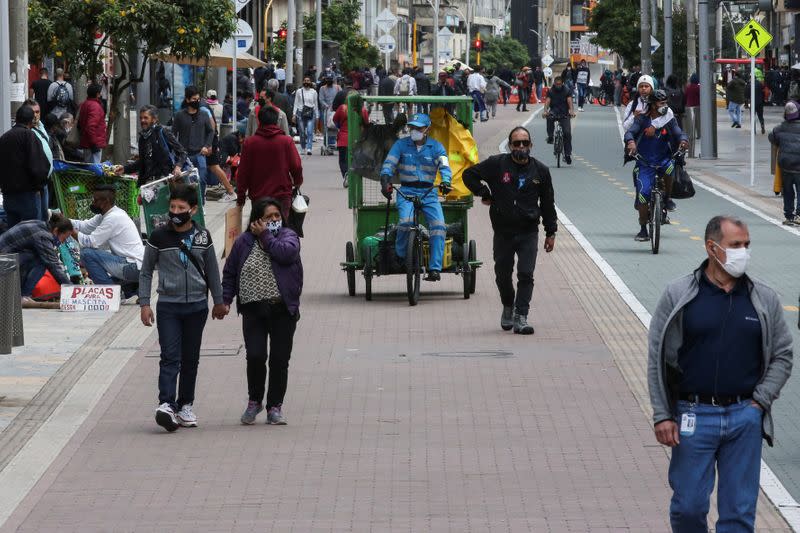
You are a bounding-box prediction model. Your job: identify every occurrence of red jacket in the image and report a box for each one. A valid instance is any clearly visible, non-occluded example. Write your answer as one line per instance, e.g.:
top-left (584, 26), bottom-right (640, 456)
top-left (332, 104), bottom-right (369, 148)
top-left (236, 124), bottom-right (303, 205)
top-left (78, 98), bottom-right (107, 150)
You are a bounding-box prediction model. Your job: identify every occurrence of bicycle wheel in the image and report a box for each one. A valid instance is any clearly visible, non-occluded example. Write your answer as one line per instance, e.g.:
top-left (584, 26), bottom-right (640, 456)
top-left (554, 132), bottom-right (563, 168)
top-left (650, 192), bottom-right (662, 255)
top-left (345, 241), bottom-right (356, 296)
top-left (363, 247), bottom-right (373, 301)
top-left (468, 240), bottom-right (477, 294)
top-left (405, 230), bottom-right (421, 306)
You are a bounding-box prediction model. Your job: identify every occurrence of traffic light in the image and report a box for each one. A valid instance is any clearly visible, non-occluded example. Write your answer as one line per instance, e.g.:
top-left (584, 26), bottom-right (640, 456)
top-left (472, 38), bottom-right (483, 52)
top-left (277, 28), bottom-right (287, 39)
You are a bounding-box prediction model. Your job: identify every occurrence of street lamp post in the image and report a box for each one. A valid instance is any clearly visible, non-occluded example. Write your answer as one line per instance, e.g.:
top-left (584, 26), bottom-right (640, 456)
top-left (426, 0), bottom-right (441, 72)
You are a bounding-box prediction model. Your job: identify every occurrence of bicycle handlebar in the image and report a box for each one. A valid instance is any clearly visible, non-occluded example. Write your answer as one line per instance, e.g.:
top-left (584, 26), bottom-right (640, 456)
top-left (391, 183), bottom-right (438, 201)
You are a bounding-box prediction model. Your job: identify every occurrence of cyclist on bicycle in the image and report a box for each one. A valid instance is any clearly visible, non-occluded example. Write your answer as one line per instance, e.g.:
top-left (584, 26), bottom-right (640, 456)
top-left (625, 90), bottom-right (688, 242)
top-left (380, 113), bottom-right (453, 282)
top-left (543, 76), bottom-right (576, 165)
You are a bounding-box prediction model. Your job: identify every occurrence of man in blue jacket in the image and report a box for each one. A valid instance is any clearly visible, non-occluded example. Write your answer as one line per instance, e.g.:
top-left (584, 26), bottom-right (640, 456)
top-left (625, 89), bottom-right (688, 242)
top-left (380, 113), bottom-right (452, 281)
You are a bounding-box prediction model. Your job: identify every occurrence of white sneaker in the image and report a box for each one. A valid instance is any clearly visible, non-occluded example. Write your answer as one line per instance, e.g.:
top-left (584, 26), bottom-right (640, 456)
top-left (155, 403), bottom-right (179, 432)
top-left (176, 404), bottom-right (198, 427)
top-left (306, 150), bottom-right (312, 155)
top-left (220, 192), bottom-right (237, 202)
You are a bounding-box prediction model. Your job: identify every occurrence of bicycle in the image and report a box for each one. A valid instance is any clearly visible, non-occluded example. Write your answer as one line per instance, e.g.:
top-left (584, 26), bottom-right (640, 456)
top-left (633, 150), bottom-right (685, 255)
top-left (392, 184), bottom-right (440, 306)
top-left (548, 114), bottom-right (566, 168)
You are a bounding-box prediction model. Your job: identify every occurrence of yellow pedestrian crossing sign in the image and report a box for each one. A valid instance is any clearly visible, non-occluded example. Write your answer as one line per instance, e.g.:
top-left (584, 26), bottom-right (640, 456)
top-left (735, 19), bottom-right (772, 57)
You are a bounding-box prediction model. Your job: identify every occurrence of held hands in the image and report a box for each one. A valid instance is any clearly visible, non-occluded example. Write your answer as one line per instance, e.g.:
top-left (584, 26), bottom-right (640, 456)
top-left (212, 304), bottom-right (230, 320)
top-left (250, 219), bottom-right (266, 236)
top-left (140, 305), bottom-right (155, 327)
top-left (654, 420), bottom-right (680, 447)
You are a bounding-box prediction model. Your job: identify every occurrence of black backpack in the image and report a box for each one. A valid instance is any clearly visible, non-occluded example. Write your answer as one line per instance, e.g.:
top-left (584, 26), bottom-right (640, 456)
top-left (53, 82), bottom-right (72, 109)
top-left (666, 87), bottom-right (685, 114)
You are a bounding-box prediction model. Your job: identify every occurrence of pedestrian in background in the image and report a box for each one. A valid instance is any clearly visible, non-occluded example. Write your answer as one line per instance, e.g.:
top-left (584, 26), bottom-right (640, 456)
top-left (30, 68), bottom-right (52, 113)
top-left (332, 91), bottom-right (370, 188)
top-left (463, 126), bottom-right (557, 335)
top-left (139, 184), bottom-right (228, 432)
top-left (769, 101), bottom-right (800, 225)
top-left (0, 106), bottom-right (50, 226)
top-left (23, 99), bottom-right (54, 217)
top-left (222, 197), bottom-right (303, 426)
top-left (726, 72), bottom-right (747, 128)
top-left (77, 84), bottom-right (107, 164)
top-left (172, 85), bottom-right (214, 201)
top-left (484, 69), bottom-right (512, 119)
top-left (665, 74), bottom-right (686, 130)
top-left (379, 69), bottom-right (398, 124)
top-left (46, 68), bottom-right (74, 119)
top-left (516, 67), bottom-right (531, 112)
top-left (648, 215), bottom-right (792, 531)
top-left (747, 69), bottom-right (766, 135)
top-left (293, 76), bottom-right (319, 155)
top-left (575, 60), bottom-right (591, 111)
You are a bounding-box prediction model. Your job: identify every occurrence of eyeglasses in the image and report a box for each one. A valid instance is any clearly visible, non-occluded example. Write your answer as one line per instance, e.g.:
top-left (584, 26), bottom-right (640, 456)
top-left (510, 140), bottom-right (531, 148)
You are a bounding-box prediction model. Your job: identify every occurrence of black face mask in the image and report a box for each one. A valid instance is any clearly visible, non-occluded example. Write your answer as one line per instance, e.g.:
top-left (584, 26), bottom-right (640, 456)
top-left (511, 148), bottom-right (530, 162)
top-left (304, 83), bottom-right (312, 88)
top-left (89, 204), bottom-right (103, 215)
top-left (258, 98), bottom-right (266, 106)
top-left (187, 100), bottom-right (200, 109)
top-left (326, 81), bottom-right (333, 86)
top-left (169, 211), bottom-right (192, 226)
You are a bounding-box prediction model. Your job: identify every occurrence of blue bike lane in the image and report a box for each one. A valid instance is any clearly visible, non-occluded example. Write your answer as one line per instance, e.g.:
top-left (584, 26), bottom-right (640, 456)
top-left (527, 104), bottom-right (800, 520)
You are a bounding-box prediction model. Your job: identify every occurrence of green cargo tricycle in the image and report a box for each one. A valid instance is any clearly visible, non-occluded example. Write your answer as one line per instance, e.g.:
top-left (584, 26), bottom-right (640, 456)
top-left (340, 94), bottom-right (481, 306)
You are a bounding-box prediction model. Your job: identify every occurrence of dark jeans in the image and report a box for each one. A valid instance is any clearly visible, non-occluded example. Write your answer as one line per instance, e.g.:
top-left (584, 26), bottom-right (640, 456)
top-left (546, 116), bottom-right (573, 156)
top-left (156, 300), bottom-right (209, 409)
top-left (493, 231), bottom-right (539, 316)
top-left (500, 86), bottom-right (511, 104)
top-left (4, 191), bottom-right (42, 227)
top-left (338, 147), bottom-right (348, 178)
top-left (516, 88), bottom-right (529, 111)
top-left (241, 302), bottom-right (297, 408)
top-left (783, 171), bottom-right (800, 218)
top-left (18, 251), bottom-right (46, 296)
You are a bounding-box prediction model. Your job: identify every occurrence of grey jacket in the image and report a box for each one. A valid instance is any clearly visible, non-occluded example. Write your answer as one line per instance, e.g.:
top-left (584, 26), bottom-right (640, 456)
top-left (648, 262), bottom-right (793, 446)
top-left (138, 224), bottom-right (223, 307)
top-left (769, 120), bottom-right (800, 173)
top-left (171, 109), bottom-right (214, 155)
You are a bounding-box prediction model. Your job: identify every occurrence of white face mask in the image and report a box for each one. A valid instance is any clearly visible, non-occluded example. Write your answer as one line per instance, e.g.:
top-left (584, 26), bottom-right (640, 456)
top-left (409, 130), bottom-right (425, 142)
top-left (267, 219), bottom-right (282, 235)
top-left (713, 243), bottom-right (750, 278)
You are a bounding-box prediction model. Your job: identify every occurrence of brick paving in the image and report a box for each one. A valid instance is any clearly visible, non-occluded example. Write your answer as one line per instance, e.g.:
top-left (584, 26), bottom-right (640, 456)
top-left (0, 105), bottom-right (787, 531)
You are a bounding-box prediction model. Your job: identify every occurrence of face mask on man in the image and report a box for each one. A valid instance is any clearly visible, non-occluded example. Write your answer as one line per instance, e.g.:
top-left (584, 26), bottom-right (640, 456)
top-left (89, 204), bottom-right (103, 215)
top-left (169, 211), bottom-right (192, 226)
top-left (511, 148), bottom-right (530, 162)
top-left (409, 130), bottom-right (425, 142)
top-left (304, 83), bottom-right (312, 88)
top-left (712, 242), bottom-right (750, 278)
top-left (258, 98), bottom-right (266, 106)
top-left (187, 100), bottom-right (200, 109)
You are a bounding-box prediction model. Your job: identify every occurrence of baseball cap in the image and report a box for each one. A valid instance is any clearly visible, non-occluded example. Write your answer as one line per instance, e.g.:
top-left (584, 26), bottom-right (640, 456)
top-left (206, 89), bottom-right (217, 99)
top-left (407, 113), bottom-right (431, 128)
top-left (785, 100), bottom-right (799, 121)
top-left (637, 74), bottom-right (655, 89)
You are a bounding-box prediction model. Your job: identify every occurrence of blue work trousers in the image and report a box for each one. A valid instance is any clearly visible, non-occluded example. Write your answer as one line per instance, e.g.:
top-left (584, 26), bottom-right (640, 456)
top-left (669, 399), bottom-right (763, 532)
top-left (395, 187), bottom-right (446, 272)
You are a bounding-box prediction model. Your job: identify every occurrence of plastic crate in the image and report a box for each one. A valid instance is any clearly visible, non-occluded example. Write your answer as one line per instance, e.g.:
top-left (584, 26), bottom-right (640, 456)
top-left (422, 238), bottom-right (453, 270)
top-left (52, 169), bottom-right (139, 219)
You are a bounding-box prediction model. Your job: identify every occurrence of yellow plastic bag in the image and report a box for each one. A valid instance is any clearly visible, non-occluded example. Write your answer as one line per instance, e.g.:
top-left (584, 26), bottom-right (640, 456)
top-left (427, 107), bottom-right (480, 200)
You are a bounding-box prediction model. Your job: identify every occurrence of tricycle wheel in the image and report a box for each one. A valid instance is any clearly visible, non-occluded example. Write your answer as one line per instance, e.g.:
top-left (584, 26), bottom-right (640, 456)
top-left (345, 241), bottom-right (356, 296)
top-left (468, 240), bottom-right (477, 294)
top-left (462, 266), bottom-right (472, 300)
top-left (406, 229), bottom-right (421, 306)
top-left (363, 250), bottom-right (373, 301)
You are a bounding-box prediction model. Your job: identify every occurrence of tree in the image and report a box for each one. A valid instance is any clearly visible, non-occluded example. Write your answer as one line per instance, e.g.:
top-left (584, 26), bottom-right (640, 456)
top-left (588, 0), bottom-right (641, 67)
top-left (301, 0), bottom-right (379, 72)
top-left (28, 0), bottom-right (236, 158)
top-left (652, 6), bottom-right (689, 81)
top-left (479, 36), bottom-right (529, 71)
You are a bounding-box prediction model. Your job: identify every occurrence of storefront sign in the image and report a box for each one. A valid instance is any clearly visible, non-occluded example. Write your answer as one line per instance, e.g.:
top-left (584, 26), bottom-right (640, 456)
top-left (60, 285), bottom-right (121, 312)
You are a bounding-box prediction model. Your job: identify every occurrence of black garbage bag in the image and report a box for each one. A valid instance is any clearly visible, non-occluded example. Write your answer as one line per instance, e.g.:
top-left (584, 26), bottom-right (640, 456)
top-left (671, 164), bottom-right (696, 200)
top-left (350, 114), bottom-right (407, 182)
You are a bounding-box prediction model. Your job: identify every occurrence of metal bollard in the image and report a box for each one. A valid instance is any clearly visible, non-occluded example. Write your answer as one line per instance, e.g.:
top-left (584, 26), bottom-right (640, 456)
top-left (0, 253), bottom-right (24, 354)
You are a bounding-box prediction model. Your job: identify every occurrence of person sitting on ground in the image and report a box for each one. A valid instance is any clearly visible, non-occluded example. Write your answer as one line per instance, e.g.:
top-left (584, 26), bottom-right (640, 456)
top-left (0, 213), bottom-right (72, 302)
top-left (71, 185), bottom-right (144, 299)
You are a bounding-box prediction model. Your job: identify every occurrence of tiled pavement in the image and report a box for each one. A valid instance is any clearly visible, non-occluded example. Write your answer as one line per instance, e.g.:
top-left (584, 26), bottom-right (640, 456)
top-left (0, 105), bottom-right (790, 531)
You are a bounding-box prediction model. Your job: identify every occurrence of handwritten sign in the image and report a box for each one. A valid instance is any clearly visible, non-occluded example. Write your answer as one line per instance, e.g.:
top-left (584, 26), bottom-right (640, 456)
top-left (60, 285), bottom-right (121, 312)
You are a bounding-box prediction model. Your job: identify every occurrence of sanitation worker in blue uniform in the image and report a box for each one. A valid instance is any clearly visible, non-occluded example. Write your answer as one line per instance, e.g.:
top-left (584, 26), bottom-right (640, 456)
top-left (380, 113), bottom-right (453, 281)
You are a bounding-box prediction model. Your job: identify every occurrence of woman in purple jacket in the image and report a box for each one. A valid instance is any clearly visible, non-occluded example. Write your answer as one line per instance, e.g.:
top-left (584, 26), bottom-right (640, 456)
top-left (222, 197), bottom-right (303, 425)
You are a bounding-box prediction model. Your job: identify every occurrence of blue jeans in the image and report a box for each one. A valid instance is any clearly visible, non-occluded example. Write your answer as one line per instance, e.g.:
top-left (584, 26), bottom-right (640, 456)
top-left (669, 399), bottom-right (763, 532)
top-left (470, 90), bottom-right (487, 120)
top-left (395, 186), bottom-right (446, 271)
top-left (84, 149), bottom-right (102, 164)
top-left (536, 82), bottom-right (543, 100)
top-left (189, 154), bottom-right (208, 204)
top-left (3, 191), bottom-right (42, 227)
top-left (728, 102), bottom-right (743, 125)
top-left (782, 171), bottom-right (800, 218)
top-left (18, 251), bottom-right (46, 296)
top-left (80, 248), bottom-right (140, 297)
top-left (156, 300), bottom-right (209, 409)
top-left (300, 117), bottom-right (315, 152)
top-left (577, 83), bottom-right (588, 107)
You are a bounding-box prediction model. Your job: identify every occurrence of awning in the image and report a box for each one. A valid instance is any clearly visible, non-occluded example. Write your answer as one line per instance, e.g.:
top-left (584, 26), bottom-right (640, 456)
top-left (152, 47), bottom-right (266, 69)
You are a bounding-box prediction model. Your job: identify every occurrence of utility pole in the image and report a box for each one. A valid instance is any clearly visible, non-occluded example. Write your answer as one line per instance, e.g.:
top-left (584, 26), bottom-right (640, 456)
top-left (286, 0), bottom-right (295, 85)
top-left (315, 0), bottom-right (322, 79)
top-left (430, 0), bottom-right (440, 73)
top-left (9, 0), bottom-right (28, 117)
top-left (686, 0), bottom-right (697, 77)
top-left (641, 0), bottom-right (652, 74)
top-left (698, 0), bottom-right (716, 159)
top-left (650, 0), bottom-right (657, 40)
top-left (295, 0), bottom-right (304, 82)
top-left (0, 0), bottom-right (11, 131)
top-left (664, 0), bottom-right (673, 78)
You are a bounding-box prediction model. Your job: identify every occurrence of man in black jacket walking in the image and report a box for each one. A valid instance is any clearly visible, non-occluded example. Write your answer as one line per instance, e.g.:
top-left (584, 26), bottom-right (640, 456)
top-left (463, 126), bottom-right (557, 335)
top-left (0, 106), bottom-right (51, 227)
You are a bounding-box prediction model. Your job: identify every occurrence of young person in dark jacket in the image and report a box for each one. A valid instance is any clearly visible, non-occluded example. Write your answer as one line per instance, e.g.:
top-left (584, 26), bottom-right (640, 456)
top-left (463, 126), bottom-right (557, 335)
top-left (139, 184), bottom-right (228, 432)
top-left (769, 101), bottom-right (800, 225)
top-left (222, 197), bottom-right (303, 425)
top-left (117, 105), bottom-right (187, 186)
top-left (0, 106), bottom-right (51, 227)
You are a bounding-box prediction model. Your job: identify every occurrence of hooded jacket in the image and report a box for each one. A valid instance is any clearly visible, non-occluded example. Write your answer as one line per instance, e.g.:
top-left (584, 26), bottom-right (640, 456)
top-left (0, 124), bottom-right (50, 194)
top-left (236, 124), bottom-right (303, 206)
top-left (769, 120), bottom-right (800, 173)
